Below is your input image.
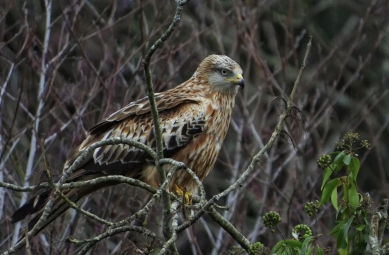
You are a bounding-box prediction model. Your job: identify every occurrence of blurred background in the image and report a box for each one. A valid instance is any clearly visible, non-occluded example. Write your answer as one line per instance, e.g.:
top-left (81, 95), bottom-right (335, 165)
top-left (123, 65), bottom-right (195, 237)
top-left (0, 0), bottom-right (388, 254)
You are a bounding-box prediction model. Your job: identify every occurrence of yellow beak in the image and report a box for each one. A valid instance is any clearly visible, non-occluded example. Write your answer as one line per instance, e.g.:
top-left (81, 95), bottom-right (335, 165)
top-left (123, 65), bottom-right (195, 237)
top-left (227, 73), bottom-right (245, 88)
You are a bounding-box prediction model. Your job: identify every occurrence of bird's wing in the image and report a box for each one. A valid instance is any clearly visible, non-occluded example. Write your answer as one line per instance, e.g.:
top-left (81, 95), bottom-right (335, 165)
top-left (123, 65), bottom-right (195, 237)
top-left (65, 94), bottom-right (213, 179)
top-left (11, 94), bottom-right (213, 230)
top-left (88, 93), bottom-right (197, 135)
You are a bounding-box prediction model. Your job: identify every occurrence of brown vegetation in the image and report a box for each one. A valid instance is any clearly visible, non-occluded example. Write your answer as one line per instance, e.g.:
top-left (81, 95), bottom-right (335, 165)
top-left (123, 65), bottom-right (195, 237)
top-left (1, 0), bottom-right (388, 254)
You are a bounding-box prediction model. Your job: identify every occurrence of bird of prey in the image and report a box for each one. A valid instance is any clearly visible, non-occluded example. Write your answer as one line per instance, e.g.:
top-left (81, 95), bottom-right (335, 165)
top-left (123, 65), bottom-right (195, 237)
top-left (11, 54), bottom-right (244, 236)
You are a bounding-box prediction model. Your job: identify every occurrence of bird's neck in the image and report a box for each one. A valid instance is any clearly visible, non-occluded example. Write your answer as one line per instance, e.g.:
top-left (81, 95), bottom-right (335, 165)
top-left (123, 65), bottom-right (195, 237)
top-left (178, 77), bottom-right (238, 99)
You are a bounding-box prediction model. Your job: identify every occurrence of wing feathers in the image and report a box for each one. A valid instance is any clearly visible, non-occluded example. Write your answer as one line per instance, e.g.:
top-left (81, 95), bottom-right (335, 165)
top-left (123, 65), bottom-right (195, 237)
top-left (89, 92), bottom-right (199, 135)
top-left (71, 97), bottom-right (213, 178)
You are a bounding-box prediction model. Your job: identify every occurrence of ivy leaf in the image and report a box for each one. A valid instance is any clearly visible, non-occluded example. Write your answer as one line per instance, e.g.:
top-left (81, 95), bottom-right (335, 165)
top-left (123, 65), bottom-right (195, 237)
top-left (321, 178), bottom-right (341, 205)
top-left (356, 225), bottom-right (366, 231)
top-left (285, 246), bottom-right (296, 255)
top-left (348, 157), bottom-right (360, 181)
top-left (321, 166), bottom-right (334, 190)
top-left (317, 247), bottom-right (324, 255)
top-left (284, 240), bottom-right (302, 249)
top-left (300, 236), bottom-right (315, 255)
top-left (272, 240), bottom-right (286, 253)
top-left (334, 151), bottom-right (346, 164)
top-left (331, 185), bottom-right (339, 213)
top-left (337, 217), bottom-right (354, 252)
top-left (330, 221), bottom-right (345, 236)
top-left (343, 154), bottom-right (351, 165)
top-left (348, 181), bottom-right (359, 210)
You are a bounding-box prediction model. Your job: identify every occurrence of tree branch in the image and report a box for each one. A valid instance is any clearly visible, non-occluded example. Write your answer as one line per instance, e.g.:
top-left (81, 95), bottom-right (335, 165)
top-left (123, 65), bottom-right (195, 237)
top-left (209, 206), bottom-right (250, 251)
top-left (71, 226), bottom-right (161, 255)
top-left (141, 0), bottom-right (190, 246)
top-left (75, 164), bottom-right (183, 253)
top-left (11, 0), bottom-right (52, 245)
top-left (366, 198), bottom-right (388, 255)
top-left (157, 201), bottom-right (180, 255)
top-left (2, 137), bottom-right (157, 254)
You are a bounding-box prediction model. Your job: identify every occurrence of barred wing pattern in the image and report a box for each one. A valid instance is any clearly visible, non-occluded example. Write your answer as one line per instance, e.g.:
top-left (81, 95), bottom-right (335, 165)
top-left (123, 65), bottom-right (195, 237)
top-left (77, 98), bottom-right (212, 176)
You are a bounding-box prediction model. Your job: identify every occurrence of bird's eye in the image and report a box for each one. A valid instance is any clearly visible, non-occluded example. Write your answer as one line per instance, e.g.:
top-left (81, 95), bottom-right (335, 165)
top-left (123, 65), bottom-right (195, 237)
top-left (221, 69), bottom-right (228, 75)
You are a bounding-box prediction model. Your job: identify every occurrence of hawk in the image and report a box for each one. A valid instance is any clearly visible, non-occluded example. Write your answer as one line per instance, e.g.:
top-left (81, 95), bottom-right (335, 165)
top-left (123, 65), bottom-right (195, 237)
top-left (11, 54), bottom-right (244, 236)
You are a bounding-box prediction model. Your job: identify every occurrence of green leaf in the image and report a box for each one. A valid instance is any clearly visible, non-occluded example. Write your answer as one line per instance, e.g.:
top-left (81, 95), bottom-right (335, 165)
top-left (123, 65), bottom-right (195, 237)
top-left (285, 246), bottom-right (296, 255)
top-left (343, 154), bottom-right (351, 165)
top-left (334, 151), bottom-right (346, 164)
top-left (348, 181), bottom-right (359, 210)
top-left (317, 247), bottom-right (324, 255)
top-left (272, 240), bottom-right (286, 253)
top-left (285, 240), bottom-right (302, 249)
top-left (300, 236), bottom-right (315, 255)
top-left (321, 178), bottom-right (341, 205)
top-left (307, 247), bottom-right (315, 254)
top-left (337, 217), bottom-right (354, 250)
top-left (338, 248), bottom-right (348, 255)
top-left (321, 166), bottom-right (333, 190)
top-left (348, 157), bottom-right (360, 181)
top-left (330, 221), bottom-right (345, 235)
top-left (331, 185), bottom-right (339, 212)
top-left (321, 152), bottom-right (347, 190)
top-left (356, 225), bottom-right (366, 231)
top-left (337, 232), bottom-right (348, 252)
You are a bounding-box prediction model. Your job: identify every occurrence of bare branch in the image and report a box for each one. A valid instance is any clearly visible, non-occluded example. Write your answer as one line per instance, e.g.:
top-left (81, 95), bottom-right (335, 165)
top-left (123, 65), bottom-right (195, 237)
top-left (71, 226), bottom-right (160, 255)
top-left (209, 206), bottom-right (250, 251)
top-left (11, 0), bottom-right (52, 244)
top-left (366, 198), bottom-right (388, 255)
top-left (157, 201), bottom-right (180, 255)
top-left (141, 0), bottom-right (190, 247)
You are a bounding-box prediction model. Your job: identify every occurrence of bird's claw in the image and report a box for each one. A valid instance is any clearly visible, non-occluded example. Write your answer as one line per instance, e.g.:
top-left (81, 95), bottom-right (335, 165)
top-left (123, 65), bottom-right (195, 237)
top-left (173, 184), bottom-right (192, 204)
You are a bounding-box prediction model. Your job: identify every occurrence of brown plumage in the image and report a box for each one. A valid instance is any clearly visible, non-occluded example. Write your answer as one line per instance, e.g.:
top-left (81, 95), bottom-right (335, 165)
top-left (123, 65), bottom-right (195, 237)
top-left (11, 54), bottom-right (244, 237)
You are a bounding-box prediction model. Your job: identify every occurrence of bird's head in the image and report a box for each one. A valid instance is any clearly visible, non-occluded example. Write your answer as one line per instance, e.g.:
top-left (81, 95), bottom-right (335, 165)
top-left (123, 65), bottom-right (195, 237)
top-left (195, 55), bottom-right (244, 95)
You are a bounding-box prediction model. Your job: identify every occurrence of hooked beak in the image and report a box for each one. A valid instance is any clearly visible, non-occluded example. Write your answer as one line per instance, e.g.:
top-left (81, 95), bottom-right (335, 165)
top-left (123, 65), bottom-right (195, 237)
top-left (227, 73), bottom-right (245, 89)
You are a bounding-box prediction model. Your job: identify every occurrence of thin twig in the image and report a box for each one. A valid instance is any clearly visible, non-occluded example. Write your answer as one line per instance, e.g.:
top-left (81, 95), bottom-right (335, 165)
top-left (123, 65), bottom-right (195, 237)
top-left (11, 0), bottom-right (52, 245)
top-left (76, 165), bottom-right (182, 254)
top-left (0, 175), bottom-right (156, 193)
top-left (2, 137), bottom-right (157, 254)
top-left (73, 226), bottom-right (161, 255)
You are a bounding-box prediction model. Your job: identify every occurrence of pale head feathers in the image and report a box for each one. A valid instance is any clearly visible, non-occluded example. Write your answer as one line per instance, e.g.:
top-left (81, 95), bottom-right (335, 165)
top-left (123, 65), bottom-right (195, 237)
top-left (192, 55), bottom-right (244, 95)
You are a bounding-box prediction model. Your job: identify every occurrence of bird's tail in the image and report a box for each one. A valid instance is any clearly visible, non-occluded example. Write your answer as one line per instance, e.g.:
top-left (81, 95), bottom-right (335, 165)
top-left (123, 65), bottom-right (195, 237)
top-left (11, 175), bottom-right (113, 241)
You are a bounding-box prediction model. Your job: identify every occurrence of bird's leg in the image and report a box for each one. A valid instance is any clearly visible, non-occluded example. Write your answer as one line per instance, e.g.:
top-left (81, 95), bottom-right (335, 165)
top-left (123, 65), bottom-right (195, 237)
top-left (173, 184), bottom-right (192, 204)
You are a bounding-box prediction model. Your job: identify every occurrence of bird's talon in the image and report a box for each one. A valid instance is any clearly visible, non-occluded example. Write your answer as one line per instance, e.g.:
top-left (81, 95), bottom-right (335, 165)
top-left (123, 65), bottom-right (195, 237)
top-left (174, 184), bottom-right (192, 204)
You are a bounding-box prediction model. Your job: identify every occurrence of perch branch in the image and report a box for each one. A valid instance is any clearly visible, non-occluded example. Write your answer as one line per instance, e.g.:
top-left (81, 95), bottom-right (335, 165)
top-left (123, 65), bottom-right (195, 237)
top-left (141, 0), bottom-right (190, 245)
